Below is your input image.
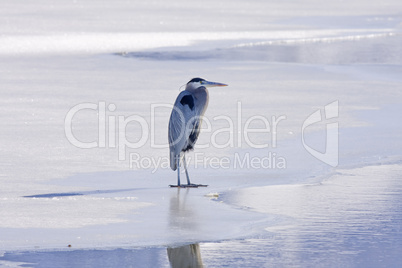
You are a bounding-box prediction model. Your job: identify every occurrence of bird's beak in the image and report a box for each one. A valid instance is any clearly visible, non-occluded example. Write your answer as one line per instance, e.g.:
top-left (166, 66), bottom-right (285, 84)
top-left (202, 80), bottom-right (228, 87)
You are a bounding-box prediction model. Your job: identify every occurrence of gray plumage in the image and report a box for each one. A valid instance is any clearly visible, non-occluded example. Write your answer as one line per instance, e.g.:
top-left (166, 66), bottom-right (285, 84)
top-left (168, 78), bottom-right (227, 187)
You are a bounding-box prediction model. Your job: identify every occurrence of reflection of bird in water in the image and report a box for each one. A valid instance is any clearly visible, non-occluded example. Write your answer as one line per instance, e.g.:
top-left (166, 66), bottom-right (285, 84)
top-left (167, 243), bottom-right (203, 268)
top-left (168, 78), bottom-right (228, 187)
top-left (169, 188), bottom-right (198, 231)
top-left (167, 189), bottom-right (203, 266)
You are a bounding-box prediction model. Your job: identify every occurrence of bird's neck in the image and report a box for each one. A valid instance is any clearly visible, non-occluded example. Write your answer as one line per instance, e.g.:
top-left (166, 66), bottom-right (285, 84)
top-left (185, 83), bottom-right (200, 92)
top-left (185, 87), bottom-right (208, 99)
top-left (188, 87), bottom-right (209, 114)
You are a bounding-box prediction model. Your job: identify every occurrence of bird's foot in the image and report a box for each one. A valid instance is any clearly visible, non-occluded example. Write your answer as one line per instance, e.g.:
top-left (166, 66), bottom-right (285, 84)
top-left (169, 184), bottom-right (208, 188)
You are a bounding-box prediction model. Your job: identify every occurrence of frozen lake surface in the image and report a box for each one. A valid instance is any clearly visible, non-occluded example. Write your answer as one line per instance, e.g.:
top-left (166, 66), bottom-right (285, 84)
top-left (1, 0), bottom-right (402, 267)
top-left (1, 164), bottom-right (402, 267)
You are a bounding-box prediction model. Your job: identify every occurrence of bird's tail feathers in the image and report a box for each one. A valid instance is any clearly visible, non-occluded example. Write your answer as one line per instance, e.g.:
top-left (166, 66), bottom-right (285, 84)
top-left (170, 152), bottom-right (178, 171)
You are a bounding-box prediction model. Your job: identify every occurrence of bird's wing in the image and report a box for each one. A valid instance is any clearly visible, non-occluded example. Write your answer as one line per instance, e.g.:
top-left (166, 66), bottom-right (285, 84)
top-left (186, 116), bottom-right (201, 151)
top-left (168, 91), bottom-right (199, 170)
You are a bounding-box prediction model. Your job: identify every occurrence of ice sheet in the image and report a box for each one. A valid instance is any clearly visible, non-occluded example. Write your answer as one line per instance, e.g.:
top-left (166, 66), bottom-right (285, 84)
top-left (1, 0), bottom-right (402, 264)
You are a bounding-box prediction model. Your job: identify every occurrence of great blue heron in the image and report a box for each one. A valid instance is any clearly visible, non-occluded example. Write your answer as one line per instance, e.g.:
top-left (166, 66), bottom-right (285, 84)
top-left (168, 78), bottom-right (228, 187)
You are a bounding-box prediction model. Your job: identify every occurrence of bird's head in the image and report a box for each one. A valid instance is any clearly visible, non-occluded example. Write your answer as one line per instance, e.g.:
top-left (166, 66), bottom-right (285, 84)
top-left (185, 77), bottom-right (228, 91)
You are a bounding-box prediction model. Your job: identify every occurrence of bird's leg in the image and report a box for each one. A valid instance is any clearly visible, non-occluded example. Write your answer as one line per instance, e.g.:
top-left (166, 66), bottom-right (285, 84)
top-left (177, 156), bottom-right (181, 186)
top-left (183, 154), bottom-right (191, 185)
